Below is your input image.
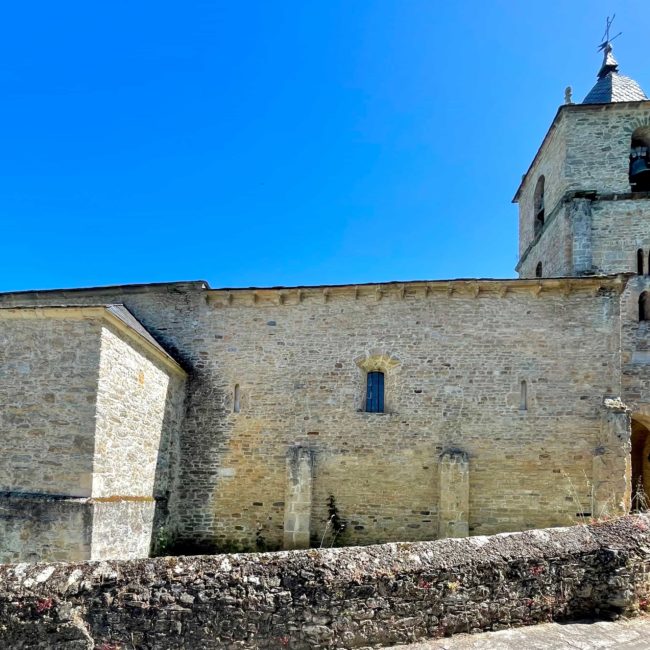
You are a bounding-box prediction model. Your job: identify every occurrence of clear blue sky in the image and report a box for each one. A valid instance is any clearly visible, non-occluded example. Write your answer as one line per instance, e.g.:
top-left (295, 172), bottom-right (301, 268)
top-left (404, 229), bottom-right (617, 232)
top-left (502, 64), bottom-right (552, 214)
top-left (1, 1), bottom-right (648, 291)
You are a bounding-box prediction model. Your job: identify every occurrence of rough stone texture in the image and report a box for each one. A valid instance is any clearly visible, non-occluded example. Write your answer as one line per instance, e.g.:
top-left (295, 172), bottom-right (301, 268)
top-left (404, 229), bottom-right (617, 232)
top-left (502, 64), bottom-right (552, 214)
top-left (283, 447), bottom-right (314, 550)
top-left (516, 103), bottom-right (650, 278)
top-left (438, 449), bottom-right (469, 539)
top-left (0, 496), bottom-right (92, 564)
top-left (0, 307), bottom-right (186, 563)
top-left (389, 618), bottom-right (650, 649)
top-left (94, 323), bottom-right (185, 500)
top-left (0, 314), bottom-right (101, 497)
top-left (0, 278), bottom-right (633, 553)
top-left (90, 500), bottom-right (157, 561)
top-left (0, 516), bottom-right (649, 649)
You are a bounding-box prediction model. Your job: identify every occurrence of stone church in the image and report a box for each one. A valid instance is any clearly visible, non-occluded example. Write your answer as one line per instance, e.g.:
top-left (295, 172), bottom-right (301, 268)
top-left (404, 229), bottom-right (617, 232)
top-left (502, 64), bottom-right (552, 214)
top-left (2, 42), bottom-right (650, 563)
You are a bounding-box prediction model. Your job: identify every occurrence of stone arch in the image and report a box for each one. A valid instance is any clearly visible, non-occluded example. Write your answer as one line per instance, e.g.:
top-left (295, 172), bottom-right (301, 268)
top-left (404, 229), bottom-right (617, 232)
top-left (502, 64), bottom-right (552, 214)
top-left (355, 352), bottom-right (400, 413)
top-left (639, 291), bottom-right (650, 321)
top-left (631, 415), bottom-right (650, 511)
top-left (533, 175), bottom-right (545, 236)
top-left (629, 127), bottom-right (650, 192)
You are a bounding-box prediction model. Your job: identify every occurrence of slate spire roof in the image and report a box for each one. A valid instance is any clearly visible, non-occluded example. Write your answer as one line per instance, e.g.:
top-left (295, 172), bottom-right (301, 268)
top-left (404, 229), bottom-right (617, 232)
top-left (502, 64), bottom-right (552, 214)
top-left (583, 42), bottom-right (647, 104)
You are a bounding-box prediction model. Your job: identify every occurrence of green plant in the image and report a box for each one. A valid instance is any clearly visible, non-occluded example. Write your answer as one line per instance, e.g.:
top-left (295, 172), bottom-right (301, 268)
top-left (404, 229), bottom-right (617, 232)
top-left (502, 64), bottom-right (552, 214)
top-left (154, 526), bottom-right (171, 556)
top-left (319, 495), bottom-right (347, 548)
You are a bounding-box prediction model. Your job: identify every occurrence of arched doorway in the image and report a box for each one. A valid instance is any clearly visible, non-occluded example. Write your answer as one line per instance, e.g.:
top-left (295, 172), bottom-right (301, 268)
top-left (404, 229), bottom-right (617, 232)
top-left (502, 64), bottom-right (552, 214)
top-left (631, 417), bottom-right (650, 511)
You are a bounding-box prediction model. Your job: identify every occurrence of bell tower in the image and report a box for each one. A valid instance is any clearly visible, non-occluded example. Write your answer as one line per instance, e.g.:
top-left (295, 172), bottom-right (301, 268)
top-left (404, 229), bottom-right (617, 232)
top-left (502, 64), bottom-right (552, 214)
top-left (514, 30), bottom-right (650, 279)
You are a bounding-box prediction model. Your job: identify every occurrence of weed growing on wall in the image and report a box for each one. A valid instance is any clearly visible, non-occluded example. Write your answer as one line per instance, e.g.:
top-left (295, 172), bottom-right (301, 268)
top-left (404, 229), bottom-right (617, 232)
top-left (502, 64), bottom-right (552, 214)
top-left (319, 495), bottom-right (347, 548)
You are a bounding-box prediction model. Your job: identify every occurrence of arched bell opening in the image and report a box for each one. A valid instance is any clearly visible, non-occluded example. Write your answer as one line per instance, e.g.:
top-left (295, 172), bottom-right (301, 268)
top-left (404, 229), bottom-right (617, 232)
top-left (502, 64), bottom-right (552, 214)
top-left (631, 418), bottom-right (650, 511)
top-left (630, 127), bottom-right (650, 193)
top-left (533, 176), bottom-right (545, 236)
top-left (640, 291), bottom-right (650, 322)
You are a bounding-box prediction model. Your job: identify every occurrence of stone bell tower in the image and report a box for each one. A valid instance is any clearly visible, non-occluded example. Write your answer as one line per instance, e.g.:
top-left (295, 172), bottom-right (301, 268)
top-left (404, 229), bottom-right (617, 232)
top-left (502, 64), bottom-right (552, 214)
top-left (514, 37), bottom-right (650, 279)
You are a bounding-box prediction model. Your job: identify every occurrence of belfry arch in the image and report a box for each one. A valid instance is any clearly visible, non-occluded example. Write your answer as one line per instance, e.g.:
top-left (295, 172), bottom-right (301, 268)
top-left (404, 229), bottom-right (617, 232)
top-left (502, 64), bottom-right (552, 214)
top-left (631, 415), bottom-right (650, 511)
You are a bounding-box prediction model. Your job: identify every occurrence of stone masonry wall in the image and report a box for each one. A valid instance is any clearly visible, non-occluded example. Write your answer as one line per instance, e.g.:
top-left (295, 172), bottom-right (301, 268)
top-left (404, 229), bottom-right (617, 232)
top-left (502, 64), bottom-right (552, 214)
top-left (591, 197), bottom-right (650, 275)
top-left (619, 275), bottom-right (650, 416)
top-left (0, 496), bottom-right (92, 564)
top-left (517, 103), bottom-right (650, 278)
top-left (0, 280), bottom-right (628, 553)
top-left (517, 113), bottom-right (567, 258)
top-left (90, 500), bottom-right (157, 561)
top-left (185, 281), bottom-right (625, 550)
top-left (517, 205), bottom-right (570, 278)
top-left (563, 105), bottom-right (650, 195)
top-left (0, 313), bottom-right (101, 497)
top-left (0, 306), bottom-right (187, 563)
top-left (94, 323), bottom-right (186, 499)
top-left (0, 279), bottom-right (635, 559)
top-left (1, 515), bottom-right (649, 649)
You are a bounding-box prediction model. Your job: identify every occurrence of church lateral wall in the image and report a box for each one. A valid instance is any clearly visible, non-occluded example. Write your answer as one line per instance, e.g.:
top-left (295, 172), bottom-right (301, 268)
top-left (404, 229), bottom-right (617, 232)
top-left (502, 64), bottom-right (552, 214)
top-left (0, 280), bottom-right (628, 552)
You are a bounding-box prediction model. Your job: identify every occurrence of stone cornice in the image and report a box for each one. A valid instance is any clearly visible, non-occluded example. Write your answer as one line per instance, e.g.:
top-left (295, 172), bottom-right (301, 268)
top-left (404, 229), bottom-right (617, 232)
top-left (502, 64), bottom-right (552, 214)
top-left (206, 275), bottom-right (630, 307)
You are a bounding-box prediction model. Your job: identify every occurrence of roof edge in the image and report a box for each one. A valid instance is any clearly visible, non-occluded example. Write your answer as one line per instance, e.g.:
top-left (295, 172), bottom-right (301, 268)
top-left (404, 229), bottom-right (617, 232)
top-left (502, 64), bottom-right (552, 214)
top-left (206, 274), bottom-right (632, 304)
top-left (0, 280), bottom-right (211, 299)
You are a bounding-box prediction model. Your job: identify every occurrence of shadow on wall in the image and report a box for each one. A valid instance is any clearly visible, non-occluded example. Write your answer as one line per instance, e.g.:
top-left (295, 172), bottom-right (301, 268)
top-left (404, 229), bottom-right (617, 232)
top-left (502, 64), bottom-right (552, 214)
top-left (150, 377), bottom-right (188, 557)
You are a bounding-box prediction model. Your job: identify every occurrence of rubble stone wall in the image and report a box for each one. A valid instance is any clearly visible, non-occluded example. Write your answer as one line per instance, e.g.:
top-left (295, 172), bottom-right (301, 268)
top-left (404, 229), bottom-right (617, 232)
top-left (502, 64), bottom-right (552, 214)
top-left (1, 516), bottom-right (649, 649)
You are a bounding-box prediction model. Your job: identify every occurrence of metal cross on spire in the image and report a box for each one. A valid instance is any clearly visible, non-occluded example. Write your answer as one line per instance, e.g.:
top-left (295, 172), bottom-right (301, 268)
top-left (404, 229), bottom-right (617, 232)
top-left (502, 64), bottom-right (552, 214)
top-left (599, 14), bottom-right (622, 51)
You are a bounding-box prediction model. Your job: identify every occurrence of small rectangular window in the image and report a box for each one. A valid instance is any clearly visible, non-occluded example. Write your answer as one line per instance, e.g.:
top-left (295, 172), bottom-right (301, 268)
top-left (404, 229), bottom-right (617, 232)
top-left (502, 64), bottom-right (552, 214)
top-left (366, 371), bottom-right (384, 413)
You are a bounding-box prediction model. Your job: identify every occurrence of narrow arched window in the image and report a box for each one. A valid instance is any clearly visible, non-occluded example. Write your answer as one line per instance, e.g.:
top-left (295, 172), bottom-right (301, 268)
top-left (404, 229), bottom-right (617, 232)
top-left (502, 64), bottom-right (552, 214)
top-left (630, 128), bottom-right (650, 192)
top-left (366, 371), bottom-right (384, 413)
top-left (535, 262), bottom-right (543, 278)
top-left (520, 380), bottom-right (528, 411)
top-left (533, 176), bottom-right (545, 236)
top-left (640, 292), bottom-right (649, 322)
top-left (638, 249), bottom-right (645, 275)
top-left (233, 384), bottom-right (241, 413)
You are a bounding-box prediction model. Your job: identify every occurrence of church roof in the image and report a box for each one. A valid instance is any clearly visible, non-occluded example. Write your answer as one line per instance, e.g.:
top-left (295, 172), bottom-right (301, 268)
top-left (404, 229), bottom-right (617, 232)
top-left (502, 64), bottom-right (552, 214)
top-left (582, 43), bottom-right (647, 104)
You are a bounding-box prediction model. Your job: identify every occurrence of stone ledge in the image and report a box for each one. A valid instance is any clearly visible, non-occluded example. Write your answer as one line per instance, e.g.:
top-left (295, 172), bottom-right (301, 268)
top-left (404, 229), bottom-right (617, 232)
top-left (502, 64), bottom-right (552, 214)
top-left (206, 275), bottom-right (631, 307)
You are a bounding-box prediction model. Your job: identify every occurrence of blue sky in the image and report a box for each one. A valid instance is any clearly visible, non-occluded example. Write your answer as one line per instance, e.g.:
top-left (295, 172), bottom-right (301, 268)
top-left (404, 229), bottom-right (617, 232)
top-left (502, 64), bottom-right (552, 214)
top-left (1, 1), bottom-right (648, 291)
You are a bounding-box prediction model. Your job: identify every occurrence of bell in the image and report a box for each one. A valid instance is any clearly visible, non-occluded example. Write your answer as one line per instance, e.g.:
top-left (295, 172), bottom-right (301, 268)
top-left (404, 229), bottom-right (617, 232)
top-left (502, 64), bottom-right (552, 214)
top-left (630, 156), bottom-right (650, 191)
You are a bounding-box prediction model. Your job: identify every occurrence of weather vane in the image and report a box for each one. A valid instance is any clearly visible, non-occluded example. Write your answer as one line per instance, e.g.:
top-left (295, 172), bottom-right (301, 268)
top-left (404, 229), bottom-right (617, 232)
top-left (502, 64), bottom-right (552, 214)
top-left (599, 14), bottom-right (622, 51)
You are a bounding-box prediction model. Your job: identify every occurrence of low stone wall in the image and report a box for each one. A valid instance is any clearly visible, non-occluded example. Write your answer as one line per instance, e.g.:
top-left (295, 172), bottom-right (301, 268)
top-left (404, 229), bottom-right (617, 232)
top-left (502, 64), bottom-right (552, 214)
top-left (1, 516), bottom-right (650, 649)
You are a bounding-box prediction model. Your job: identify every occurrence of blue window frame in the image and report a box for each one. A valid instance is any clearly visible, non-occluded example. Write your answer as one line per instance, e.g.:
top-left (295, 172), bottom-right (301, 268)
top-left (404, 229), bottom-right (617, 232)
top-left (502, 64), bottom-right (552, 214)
top-left (366, 371), bottom-right (385, 413)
